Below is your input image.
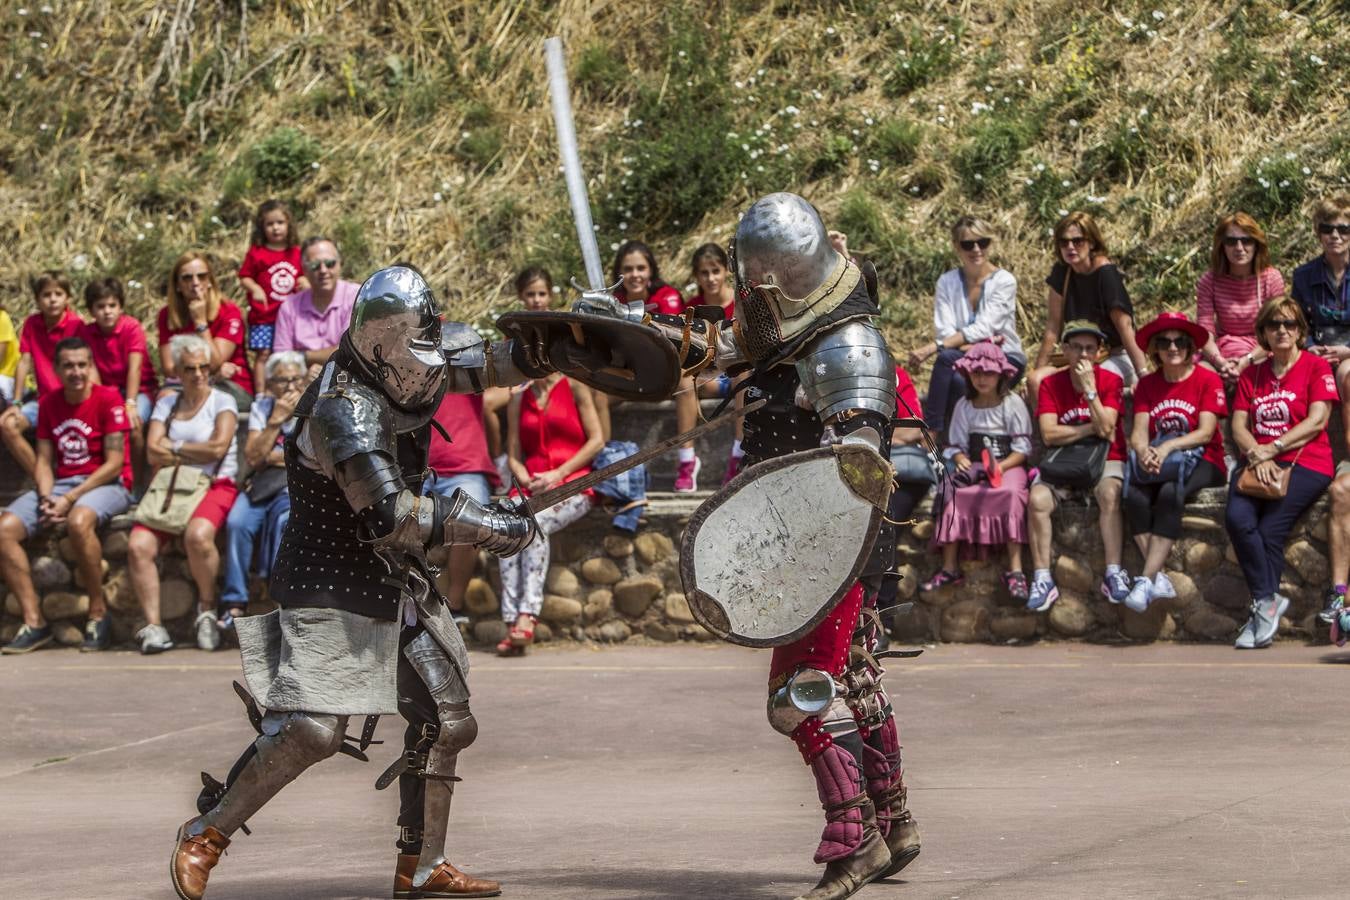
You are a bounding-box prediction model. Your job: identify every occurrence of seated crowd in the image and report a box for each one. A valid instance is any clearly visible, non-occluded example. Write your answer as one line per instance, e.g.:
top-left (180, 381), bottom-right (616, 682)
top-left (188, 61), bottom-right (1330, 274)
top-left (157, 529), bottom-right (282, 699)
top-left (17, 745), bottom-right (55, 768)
top-left (0, 196), bottom-right (1348, 657)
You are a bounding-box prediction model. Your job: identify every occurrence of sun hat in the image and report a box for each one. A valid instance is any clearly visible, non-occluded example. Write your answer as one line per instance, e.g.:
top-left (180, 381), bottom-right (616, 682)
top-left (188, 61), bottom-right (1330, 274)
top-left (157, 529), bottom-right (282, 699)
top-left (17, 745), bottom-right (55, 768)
top-left (1060, 319), bottom-right (1108, 343)
top-left (1134, 311), bottom-right (1209, 350)
top-left (952, 340), bottom-right (1017, 378)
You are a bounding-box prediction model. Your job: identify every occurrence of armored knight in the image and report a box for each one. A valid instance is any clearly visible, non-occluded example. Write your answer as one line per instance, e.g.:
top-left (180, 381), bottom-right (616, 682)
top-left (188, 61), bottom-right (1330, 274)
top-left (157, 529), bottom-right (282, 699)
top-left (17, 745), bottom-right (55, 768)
top-left (170, 266), bottom-right (556, 900)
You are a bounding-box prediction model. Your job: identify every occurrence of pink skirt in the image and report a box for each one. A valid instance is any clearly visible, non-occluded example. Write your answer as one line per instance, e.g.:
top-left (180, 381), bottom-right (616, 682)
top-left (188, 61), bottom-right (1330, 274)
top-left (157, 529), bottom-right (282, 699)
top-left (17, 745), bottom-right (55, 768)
top-left (932, 466), bottom-right (1029, 559)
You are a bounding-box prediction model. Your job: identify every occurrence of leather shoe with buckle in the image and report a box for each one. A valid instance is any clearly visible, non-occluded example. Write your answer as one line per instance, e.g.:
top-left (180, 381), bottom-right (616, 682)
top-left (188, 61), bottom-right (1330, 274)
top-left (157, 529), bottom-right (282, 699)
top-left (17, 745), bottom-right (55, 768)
top-left (393, 854), bottom-right (501, 898)
top-left (171, 819), bottom-right (229, 900)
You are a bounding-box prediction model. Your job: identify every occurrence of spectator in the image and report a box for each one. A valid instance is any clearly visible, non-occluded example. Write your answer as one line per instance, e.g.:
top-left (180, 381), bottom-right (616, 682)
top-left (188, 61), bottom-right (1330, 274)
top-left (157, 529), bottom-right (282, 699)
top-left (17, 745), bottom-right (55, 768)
top-left (0, 338), bottom-right (132, 654)
top-left (425, 389), bottom-right (498, 623)
top-left (271, 236), bottom-right (359, 367)
top-left (1225, 298), bottom-right (1336, 649)
top-left (156, 252), bottom-right (253, 403)
top-left (1, 270), bottom-right (84, 433)
top-left (1196, 212), bottom-right (1285, 384)
top-left (238, 200), bottom-right (308, 393)
top-left (127, 335), bottom-right (240, 655)
top-left (920, 343), bottom-right (1032, 602)
top-left (907, 216), bottom-right (1024, 434)
top-left (688, 242), bottom-right (746, 483)
top-left (1291, 195), bottom-right (1350, 395)
top-left (1026, 321), bottom-right (1129, 612)
top-left (1028, 213), bottom-right (1147, 398)
top-left (498, 371), bottom-right (604, 656)
top-left (1123, 313), bottom-right (1228, 612)
top-left (0, 304), bottom-right (17, 403)
top-left (79, 277), bottom-right (157, 426)
top-left (218, 351), bottom-right (307, 631)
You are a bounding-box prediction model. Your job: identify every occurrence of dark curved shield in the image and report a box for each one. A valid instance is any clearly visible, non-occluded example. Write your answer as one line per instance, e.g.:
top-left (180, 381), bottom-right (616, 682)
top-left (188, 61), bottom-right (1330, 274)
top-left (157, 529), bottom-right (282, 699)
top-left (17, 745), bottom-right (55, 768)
top-left (496, 311), bottom-right (680, 402)
top-left (679, 444), bottom-right (893, 648)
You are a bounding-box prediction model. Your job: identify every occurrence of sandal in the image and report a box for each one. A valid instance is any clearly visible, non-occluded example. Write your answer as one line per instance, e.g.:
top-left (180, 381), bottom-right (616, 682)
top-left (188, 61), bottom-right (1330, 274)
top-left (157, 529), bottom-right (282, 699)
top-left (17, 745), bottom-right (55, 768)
top-left (508, 614), bottom-right (537, 649)
top-left (1003, 571), bottom-right (1029, 603)
top-left (919, 569), bottom-right (963, 593)
top-left (495, 634), bottom-right (523, 657)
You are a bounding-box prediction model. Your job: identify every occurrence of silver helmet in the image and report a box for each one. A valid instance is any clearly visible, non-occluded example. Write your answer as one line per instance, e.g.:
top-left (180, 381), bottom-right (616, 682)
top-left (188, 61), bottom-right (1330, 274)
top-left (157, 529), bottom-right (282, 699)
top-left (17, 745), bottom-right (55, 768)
top-left (733, 192), bottom-right (839, 303)
top-left (348, 265), bottom-right (446, 408)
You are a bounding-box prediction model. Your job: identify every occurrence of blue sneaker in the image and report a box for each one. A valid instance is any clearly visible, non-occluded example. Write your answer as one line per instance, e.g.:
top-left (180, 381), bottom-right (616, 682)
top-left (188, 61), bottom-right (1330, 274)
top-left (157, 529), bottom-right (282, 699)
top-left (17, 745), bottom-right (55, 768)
top-left (1318, 588), bottom-right (1345, 625)
top-left (1101, 569), bottom-right (1132, 604)
top-left (2, 624), bottom-right (53, 655)
top-left (1027, 577), bottom-right (1059, 613)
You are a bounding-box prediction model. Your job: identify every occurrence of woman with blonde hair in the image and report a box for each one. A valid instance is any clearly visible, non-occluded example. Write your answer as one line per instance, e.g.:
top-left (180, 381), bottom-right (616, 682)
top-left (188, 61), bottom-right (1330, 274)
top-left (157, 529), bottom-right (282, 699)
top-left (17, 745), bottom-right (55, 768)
top-left (156, 252), bottom-right (253, 399)
top-left (1196, 212), bottom-right (1286, 384)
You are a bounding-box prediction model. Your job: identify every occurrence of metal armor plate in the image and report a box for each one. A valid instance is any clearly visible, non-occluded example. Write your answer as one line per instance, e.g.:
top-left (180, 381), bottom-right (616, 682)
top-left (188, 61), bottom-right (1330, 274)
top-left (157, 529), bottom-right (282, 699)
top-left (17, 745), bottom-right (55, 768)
top-left (679, 444), bottom-right (893, 648)
top-left (496, 310), bottom-right (680, 401)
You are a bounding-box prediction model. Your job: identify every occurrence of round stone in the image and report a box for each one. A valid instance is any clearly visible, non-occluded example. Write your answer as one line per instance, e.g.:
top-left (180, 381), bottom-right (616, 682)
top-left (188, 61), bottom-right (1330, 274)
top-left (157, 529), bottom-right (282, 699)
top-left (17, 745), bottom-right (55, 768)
top-left (580, 557), bottom-right (622, 585)
top-left (41, 591), bottom-right (90, 620)
top-left (614, 575), bottom-right (663, 617)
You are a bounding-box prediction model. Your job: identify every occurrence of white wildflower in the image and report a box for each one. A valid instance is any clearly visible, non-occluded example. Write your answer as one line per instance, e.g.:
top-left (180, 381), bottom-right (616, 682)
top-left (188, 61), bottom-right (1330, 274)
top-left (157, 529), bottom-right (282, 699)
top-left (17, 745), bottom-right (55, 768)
top-left (1285, 151), bottom-right (1297, 160)
top-left (1068, 118), bottom-right (1079, 128)
top-left (432, 192), bottom-right (442, 202)
top-left (552, 285), bottom-right (562, 294)
top-left (1057, 209), bottom-right (1069, 217)
top-left (71, 254), bottom-right (89, 272)
top-left (310, 161), bottom-right (320, 170)
top-left (1061, 179), bottom-right (1072, 187)
top-left (1151, 9), bottom-right (1165, 20)
top-left (610, 242), bottom-right (620, 251)
top-left (1302, 167), bottom-right (1311, 175)
top-left (825, 26), bottom-right (835, 35)
top-left (678, 50), bottom-right (686, 58)
top-left (865, 117), bottom-right (874, 125)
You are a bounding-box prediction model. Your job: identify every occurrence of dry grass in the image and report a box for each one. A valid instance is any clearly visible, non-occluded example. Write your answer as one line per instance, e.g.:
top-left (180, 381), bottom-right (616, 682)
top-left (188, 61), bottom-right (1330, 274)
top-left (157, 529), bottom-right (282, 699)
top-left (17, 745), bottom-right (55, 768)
top-left (1, 0), bottom-right (1347, 359)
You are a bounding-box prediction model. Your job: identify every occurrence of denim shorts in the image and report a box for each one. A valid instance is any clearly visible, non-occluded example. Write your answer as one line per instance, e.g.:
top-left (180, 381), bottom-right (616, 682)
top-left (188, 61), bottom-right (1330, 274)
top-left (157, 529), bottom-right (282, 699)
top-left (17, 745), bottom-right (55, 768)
top-left (3, 476), bottom-right (132, 538)
top-left (424, 471), bottom-right (491, 505)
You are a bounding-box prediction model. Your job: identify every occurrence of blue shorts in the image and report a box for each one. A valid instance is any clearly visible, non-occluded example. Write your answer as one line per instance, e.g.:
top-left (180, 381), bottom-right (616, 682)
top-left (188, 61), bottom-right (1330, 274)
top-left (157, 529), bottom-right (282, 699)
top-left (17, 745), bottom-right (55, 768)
top-left (424, 472), bottom-right (491, 505)
top-left (3, 477), bottom-right (131, 538)
top-left (20, 399), bottom-right (38, 429)
top-left (248, 323), bottom-right (276, 352)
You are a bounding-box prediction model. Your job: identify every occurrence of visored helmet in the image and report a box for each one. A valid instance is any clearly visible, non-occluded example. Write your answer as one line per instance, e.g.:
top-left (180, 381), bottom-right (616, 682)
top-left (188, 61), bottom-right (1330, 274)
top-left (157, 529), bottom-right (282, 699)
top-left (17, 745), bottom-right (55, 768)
top-left (348, 265), bottom-right (446, 408)
top-left (733, 192), bottom-right (839, 304)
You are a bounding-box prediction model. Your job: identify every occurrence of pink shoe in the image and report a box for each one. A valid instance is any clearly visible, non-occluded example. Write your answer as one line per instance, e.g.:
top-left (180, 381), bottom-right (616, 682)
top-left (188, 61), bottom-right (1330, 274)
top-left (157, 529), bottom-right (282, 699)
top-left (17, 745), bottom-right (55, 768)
top-left (674, 456), bottom-right (701, 492)
top-left (722, 454), bottom-right (742, 486)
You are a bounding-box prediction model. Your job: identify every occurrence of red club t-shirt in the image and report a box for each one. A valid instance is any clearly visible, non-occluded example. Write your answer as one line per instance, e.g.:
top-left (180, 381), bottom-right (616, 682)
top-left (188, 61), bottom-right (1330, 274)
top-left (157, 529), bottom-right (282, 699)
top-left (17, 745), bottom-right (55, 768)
top-left (37, 384), bottom-right (133, 489)
top-left (1233, 351), bottom-right (1339, 476)
top-left (616, 284), bottom-right (686, 316)
top-left (18, 308), bottom-right (85, 397)
top-left (894, 364), bottom-right (922, 423)
top-left (80, 315), bottom-right (158, 399)
top-left (1132, 365), bottom-right (1229, 474)
top-left (427, 392), bottom-right (498, 485)
top-left (238, 245), bottom-right (304, 326)
top-left (1036, 365), bottom-right (1127, 461)
top-left (156, 302), bottom-right (253, 394)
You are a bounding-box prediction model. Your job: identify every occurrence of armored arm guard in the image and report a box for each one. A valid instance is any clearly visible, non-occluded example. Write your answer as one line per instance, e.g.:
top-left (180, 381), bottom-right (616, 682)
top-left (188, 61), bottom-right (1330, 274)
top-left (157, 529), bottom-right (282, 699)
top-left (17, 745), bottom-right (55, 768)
top-left (441, 321), bottom-right (546, 394)
top-left (645, 312), bottom-right (717, 376)
top-left (794, 320), bottom-right (896, 450)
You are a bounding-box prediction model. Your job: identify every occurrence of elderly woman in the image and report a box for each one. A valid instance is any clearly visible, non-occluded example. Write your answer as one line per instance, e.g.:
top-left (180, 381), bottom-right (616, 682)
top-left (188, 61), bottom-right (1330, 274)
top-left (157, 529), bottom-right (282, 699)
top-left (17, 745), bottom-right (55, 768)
top-left (908, 215), bottom-right (1023, 434)
top-left (127, 335), bottom-right (240, 654)
top-left (1122, 314), bottom-right (1228, 612)
top-left (156, 251), bottom-right (253, 402)
top-left (1196, 213), bottom-right (1286, 383)
top-left (218, 351), bottom-right (307, 631)
top-left (1226, 299), bottom-right (1337, 649)
top-left (1028, 212), bottom-right (1147, 399)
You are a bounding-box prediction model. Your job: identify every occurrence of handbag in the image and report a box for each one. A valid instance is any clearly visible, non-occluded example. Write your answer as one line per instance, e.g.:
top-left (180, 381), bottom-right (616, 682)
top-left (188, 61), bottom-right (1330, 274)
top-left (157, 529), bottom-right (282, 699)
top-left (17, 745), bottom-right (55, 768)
top-left (1126, 432), bottom-right (1203, 489)
top-left (1235, 445), bottom-right (1305, 500)
top-left (246, 465), bottom-right (288, 504)
top-left (1038, 437), bottom-right (1110, 489)
top-left (890, 444), bottom-right (939, 485)
top-left (131, 392), bottom-right (212, 534)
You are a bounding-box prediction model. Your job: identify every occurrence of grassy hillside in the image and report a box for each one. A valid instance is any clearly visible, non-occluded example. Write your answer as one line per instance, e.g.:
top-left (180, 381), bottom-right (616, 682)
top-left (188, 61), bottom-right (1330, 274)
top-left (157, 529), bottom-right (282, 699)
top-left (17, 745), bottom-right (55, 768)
top-left (2, 0), bottom-right (1348, 352)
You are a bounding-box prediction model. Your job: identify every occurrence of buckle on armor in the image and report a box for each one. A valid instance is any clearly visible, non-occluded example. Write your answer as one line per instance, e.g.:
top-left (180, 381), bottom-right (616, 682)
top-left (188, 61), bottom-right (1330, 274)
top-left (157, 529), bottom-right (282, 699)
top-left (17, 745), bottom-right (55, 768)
top-left (398, 826), bottom-right (423, 846)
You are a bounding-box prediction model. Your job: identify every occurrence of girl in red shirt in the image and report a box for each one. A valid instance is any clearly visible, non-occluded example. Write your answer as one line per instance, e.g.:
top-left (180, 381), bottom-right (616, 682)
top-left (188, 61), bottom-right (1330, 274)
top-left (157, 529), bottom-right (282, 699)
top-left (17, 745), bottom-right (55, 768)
top-left (238, 200), bottom-right (308, 394)
top-left (688, 242), bottom-right (746, 483)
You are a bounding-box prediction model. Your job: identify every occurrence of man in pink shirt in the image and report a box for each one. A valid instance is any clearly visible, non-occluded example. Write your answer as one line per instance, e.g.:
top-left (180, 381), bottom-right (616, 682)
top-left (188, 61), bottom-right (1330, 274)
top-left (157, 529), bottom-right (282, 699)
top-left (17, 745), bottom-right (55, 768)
top-left (271, 237), bottom-right (359, 366)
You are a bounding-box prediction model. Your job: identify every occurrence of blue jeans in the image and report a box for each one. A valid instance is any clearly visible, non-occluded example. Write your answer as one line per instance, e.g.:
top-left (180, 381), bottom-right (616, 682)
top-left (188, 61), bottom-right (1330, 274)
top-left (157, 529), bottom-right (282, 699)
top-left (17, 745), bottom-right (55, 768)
top-left (1224, 464), bottom-right (1331, 599)
top-left (922, 347), bottom-right (1026, 433)
top-left (424, 472), bottom-right (491, 504)
top-left (221, 489), bottom-right (291, 608)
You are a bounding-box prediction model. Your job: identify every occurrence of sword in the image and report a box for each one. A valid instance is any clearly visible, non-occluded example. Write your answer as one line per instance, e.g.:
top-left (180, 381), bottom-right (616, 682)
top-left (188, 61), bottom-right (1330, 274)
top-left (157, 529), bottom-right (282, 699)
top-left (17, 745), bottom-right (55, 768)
top-left (523, 398), bottom-right (765, 515)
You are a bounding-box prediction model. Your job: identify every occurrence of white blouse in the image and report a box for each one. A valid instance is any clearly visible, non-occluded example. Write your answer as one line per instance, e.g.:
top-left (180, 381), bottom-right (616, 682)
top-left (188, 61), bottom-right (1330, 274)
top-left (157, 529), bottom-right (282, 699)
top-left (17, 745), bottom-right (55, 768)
top-left (933, 267), bottom-right (1023, 358)
top-left (151, 388), bottom-right (240, 481)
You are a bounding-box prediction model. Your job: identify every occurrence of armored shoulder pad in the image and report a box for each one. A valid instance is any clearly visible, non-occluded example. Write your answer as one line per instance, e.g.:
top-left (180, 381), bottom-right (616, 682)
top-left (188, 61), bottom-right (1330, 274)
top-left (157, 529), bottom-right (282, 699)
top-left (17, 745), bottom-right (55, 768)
top-left (795, 320), bottom-right (896, 422)
top-left (306, 380), bottom-right (395, 476)
top-left (442, 321), bottom-right (487, 369)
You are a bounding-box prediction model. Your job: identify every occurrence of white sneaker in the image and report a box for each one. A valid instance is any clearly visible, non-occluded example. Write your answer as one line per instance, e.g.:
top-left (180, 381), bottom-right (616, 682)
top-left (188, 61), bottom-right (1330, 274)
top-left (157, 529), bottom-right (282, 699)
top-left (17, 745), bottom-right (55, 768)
top-left (1152, 572), bottom-right (1177, 600)
top-left (195, 611), bottom-right (221, 651)
top-left (137, 623), bottom-right (174, 655)
top-left (1124, 576), bottom-right (1153, 613)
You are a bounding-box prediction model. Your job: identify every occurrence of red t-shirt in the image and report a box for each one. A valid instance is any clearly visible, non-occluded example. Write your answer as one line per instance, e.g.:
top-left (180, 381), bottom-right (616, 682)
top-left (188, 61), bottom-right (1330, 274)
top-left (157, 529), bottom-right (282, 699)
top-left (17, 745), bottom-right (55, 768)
top-left (18, 308), bottom-right (84, 397)
top-left (1036, 366), bottom-right (1127, 461)
top-left (37, 384), bottom-right (133, 488)
top-left (80, 315), bottom-right (158, 399)
top-left (1233, 351), bottom-right (1339, 476)
top-left (617, 284), bottom-right (686, 316)
top-left (156, 302), bottom-right (253, 394)
top-left (427, 393), bottom-right (498, 485)
top-left (894, 364), bottom-right (922, 422)
top-left (238, 245), bottom-right (304, 326)
top-left (1132, 366), bottom-right (1229, 474)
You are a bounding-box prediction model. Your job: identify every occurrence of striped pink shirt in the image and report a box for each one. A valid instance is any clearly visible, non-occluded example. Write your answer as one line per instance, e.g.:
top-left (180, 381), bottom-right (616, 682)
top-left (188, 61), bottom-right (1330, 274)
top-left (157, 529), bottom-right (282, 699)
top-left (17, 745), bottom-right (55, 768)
top-left (1195, 268), bottom-right (1285, 340)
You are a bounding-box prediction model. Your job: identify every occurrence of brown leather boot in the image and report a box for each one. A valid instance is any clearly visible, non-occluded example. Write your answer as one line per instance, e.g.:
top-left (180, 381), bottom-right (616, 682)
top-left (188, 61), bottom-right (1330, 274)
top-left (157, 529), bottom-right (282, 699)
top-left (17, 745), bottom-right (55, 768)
top-left (792, 829), bottom-right (891, 900)
top-left (392, 854), bottom-right (501, 899)
top-left (875, 784), bottom-right (921, 878)
top-left (170, 820), bottom-right (230, 900)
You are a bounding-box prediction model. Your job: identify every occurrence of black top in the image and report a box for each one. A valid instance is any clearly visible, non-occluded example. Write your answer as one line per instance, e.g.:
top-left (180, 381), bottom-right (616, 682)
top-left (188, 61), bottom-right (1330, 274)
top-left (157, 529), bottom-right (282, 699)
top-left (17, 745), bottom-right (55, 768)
top-left (1046, 261), bottom-right (1133, 349)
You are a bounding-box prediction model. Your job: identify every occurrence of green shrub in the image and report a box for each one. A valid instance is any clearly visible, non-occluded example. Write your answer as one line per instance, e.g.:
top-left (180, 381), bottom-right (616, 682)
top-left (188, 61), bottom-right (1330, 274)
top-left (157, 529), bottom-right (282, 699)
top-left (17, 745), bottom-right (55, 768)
top-left (883, 20), bottom-right (965, 99)
top-left (1021, 162), bottom-right (1072, 226)
top-left (574, 43), bottom-right (630, 102)
top-left (330, 214), bottom-right (373, 281)
top-left (953, 112), bottom-right (1036, 196)
top-left (250, 127), bottom-right (320, 189)
top-left (1082, 116), bottom-right (1155, 181)
top-left (870, 119), bottom-right (923, 166)
top-left (810, 133), bottom-right (856, 179)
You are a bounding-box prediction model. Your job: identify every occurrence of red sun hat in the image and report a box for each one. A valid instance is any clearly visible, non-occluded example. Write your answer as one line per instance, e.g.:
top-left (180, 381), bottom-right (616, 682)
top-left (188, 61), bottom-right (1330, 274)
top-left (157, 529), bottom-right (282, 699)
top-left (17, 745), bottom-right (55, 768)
top-left (1135, 312), bottom-right (1209, 351)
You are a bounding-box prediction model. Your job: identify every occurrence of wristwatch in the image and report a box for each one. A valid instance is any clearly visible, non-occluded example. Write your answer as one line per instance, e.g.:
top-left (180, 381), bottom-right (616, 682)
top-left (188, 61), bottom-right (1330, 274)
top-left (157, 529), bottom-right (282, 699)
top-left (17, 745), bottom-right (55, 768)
top-left (172, 439), bottom-right (184, 457)
top-left (1084, 389), bottom-right (1098, 401)
top-left (1272, 438), bottom-right (1286, 453)
top-left (194, 323), bottom-right (209, 334)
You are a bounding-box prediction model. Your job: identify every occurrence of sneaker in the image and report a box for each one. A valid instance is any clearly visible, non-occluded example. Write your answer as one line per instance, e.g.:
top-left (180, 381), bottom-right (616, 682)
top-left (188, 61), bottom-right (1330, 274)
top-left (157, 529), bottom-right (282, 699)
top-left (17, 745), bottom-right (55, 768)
top-left (673, 456), bottom-right (702, 493)
top-left (722, 453), bottom-right (743, 486)
top-left (1027, 577), bottom-right (1059, 613)
top-left (1124, 576), bottom-right (1153, 614)
top-left (196, 611), bottom-right (221, 651)
top-left (1152, 572), bottom-right (1177, 600)
top-left (1101, 569), bottom-right (1132, 604)
top-left (136, 623), bottom-right (174, 655)
top-left (1333, 609), bottom-right (1350, 648)
top-left (1003, 570), bottom-right (1029, 603)
top-left (920, 568), bottom-right (963, 593)
top-left (80, 617), bottom-right (111, 653)
top-left (1234, 612), bottom-right (1257, 649)
top-left (1250, 593), bottom-right (1288, 648)
top-left (1, 623), bottom-right (53, 655)
top-left (1318, 588), bottom-right (1345, 625)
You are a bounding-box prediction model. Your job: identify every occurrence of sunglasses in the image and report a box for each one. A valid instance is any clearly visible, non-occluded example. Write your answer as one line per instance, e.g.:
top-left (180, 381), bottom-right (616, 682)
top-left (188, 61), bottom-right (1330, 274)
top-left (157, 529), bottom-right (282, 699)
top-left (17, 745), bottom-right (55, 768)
top-left (1155, 336), bottom-right (1193, 350)
top-left (1264, 319), bottom-right (1300, 332)
top-left (1064, 342), bottom-right (1100, 354)
top-left (1318, 223), bottom-right (1350, 236)
top-left (959, 237), bottom-right (992, 251)
top-left (305, 258), bottom-right (339, 272)
top-left (179, 272), bottom-right (211, 282)
top-left (269, 375), bottom-right (303, 386)
top-left (1058, 236), bottom-right (1088, 249)
top-left (181, 363), bottom-right (211, 373)
top-left (1222, 236), bottom-right (1256, 247)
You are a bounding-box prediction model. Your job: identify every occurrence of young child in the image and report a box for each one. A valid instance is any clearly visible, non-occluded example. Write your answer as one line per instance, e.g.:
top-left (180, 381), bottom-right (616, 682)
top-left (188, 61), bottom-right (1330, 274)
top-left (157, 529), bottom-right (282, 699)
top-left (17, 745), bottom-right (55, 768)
top-left (920, 342), bottom-right (1033, 602)
top-left (237, 200), bottom-right (307, 394)
top-left (80, 277), bottom-right (158, 487)
top-left (0, 304), bottom-right (17, 405)
top-left (2, 271), bottom-right (85, 432)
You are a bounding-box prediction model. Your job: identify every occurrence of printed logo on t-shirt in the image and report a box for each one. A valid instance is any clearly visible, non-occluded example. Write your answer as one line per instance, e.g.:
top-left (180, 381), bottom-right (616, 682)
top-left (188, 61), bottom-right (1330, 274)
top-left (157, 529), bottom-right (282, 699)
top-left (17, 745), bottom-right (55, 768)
top-left (267, 262), bottom-right (298, 301)
top-left (1150, 398), bottom-right (1195, 436)
top-left (224, 317), bottom-right (243, 340)
top-left (109, 405), bottom-right (127, 429)
top-left (1324, 374), bottom-right (1337, 394)
top-left (1252, 389), bottom-right (1294, 437)
top-left (53, 418), bottom-right (93, 467)
top-left (1059, 405), bottom-right (1091, 425)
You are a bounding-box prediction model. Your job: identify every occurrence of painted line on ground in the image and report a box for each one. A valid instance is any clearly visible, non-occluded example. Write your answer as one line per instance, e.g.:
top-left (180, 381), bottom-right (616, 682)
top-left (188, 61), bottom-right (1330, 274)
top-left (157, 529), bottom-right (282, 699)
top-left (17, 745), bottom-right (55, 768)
top-left (0, 717), bottom-right (237, 780)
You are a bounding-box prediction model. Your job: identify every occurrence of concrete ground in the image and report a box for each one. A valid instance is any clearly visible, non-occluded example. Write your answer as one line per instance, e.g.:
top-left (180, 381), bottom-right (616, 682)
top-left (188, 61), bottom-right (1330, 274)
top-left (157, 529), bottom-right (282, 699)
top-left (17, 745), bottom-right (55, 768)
top-left (2, 640), bottom-right (1347, 900)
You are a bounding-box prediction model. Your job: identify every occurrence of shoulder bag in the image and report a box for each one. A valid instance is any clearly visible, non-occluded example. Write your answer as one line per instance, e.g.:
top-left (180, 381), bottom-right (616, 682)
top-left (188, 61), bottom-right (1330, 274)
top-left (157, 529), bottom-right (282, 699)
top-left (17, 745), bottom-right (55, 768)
top-left (1235, 445), bottom-right (1305, 501)
top-left (1038, 437), bottom-right (1110, 489)
top-left (132, 393), bottom-right (212, 534)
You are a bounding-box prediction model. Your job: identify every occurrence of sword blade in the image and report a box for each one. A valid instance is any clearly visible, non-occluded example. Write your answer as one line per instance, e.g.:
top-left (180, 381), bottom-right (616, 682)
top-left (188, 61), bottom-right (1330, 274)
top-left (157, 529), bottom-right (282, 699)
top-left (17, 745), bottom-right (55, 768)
top-left (526, 398), bottom-right (766, 514)
top-left (544, 37), bottom-right (606, 291)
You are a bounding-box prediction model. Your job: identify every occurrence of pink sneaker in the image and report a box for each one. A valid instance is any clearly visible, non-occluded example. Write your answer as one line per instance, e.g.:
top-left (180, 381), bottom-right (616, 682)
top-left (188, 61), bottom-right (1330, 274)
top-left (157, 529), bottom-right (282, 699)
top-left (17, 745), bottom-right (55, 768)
top-left (722, 454), bottom-right (742, 486)
top-left (674, 456), bottom-right (701, 492)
